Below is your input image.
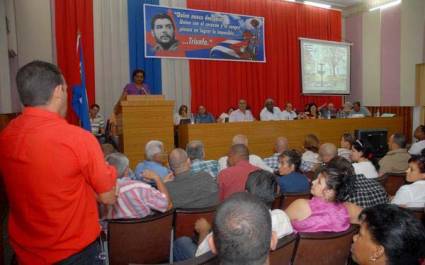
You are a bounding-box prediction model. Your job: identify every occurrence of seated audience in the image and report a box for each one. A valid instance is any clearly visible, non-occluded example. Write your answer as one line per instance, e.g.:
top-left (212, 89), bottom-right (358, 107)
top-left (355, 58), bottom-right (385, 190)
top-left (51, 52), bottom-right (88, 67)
top-left (174, 104), bottom-right (191, 125)
top-left (300, 134), bottom-right (321, 172)
top-left (218, 134), bottom-right (273, 172)
top-left (229, 99), bottom-right (255, 122)
top-left (338, 133), bottom-right (354, 161)
top-left (351, 204), bottom-right (425, 265)
top-left (280, 102), bottom-right (297, 120)
top-left (260, 98), bottom-right (281, 121)
top-left (209, 193), bottom-right (278, 265)
top-left (285, 162), bottom-right (359, 232)
top-left (165, 148), bottom-right (219, 208)
top-left (351, 140), bottom-right (379, 179)
top-left (217, 107), bottom-right (234, 123)
top-left (328, 157), bottom-right (389, 208)
top-left (193, 105), bottom-right (215, 124)
top-left (392, 150), bottom-right (425, 207)
top-left (217, 144), bottom-right (259, 201)
top-left (134, 140), bottom-right (170, 180)
top-left (89, 103), bottom-right (105, 137)
top-left (319, 143), bottom-right (338, 164)
top-left (350, 101), bottom-right (371, 117)
top-left (186, 140), bottom-right (219, 179)
top-left (102, 153), bottom-right (172, 219)
top-left (278, 150), bottom-right (310, 193)
top-left (101, 143), bottom-right (117, 157)
top-left (173, 170), bottom-right (293, 261)
top-left (409, 125), bottom-right (425, 155)
top-left (264, 137), bottom-right (289, 171)
top-left (379, 133), bottom-right (410, 176)
top-left (318, 102), bottom-right (337, 118)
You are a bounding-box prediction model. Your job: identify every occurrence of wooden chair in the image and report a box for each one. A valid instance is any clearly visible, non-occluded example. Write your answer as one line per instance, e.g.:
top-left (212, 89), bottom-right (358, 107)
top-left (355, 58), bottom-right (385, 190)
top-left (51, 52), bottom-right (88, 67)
top-left (381, 172), bottom-right (406, 196)
top-left (130, 251), bottom-right (218, 265)
top-left (107, 210), bottom-right (174, 265)
top-left (291, 225), bottom-right (359, 265)
top-left (174, 206), bottom-right (217, 238)
top-left (272, 195), bottom-right (283, 210)
top-left (281, 192), bottom-right (312, 210)
top-left (406, 206), bottom-right (425, 223)
top-left (270, 233), bottom-right (298, 265)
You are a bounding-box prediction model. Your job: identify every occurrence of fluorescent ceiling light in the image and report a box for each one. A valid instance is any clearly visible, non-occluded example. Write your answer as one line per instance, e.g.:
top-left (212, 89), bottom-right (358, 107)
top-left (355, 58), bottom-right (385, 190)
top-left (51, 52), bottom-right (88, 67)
top-left (286, 0), bottom-right (296, 2)
top-left (369, 0), bottom-right (401, 11)
top-left (304, 1), bottom-right (331, 9)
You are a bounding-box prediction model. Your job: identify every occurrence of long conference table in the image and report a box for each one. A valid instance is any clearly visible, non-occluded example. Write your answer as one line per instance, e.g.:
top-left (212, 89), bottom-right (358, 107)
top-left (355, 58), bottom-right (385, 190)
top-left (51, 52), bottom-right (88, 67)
top-left (178, 117), bottom-right (404, 160)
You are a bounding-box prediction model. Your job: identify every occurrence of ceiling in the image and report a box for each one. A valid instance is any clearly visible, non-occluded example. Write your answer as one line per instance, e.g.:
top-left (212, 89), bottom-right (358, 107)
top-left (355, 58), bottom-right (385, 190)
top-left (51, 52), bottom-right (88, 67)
top-left (305, 0), bottom-right (364, 9)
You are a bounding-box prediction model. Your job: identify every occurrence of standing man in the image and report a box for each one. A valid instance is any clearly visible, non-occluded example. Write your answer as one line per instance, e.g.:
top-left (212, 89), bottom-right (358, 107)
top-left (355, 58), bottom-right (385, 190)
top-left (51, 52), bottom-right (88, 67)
top-left (148, 13), bottom-right (179, 54)
top-left (0, 61), bottom-right (117, 264)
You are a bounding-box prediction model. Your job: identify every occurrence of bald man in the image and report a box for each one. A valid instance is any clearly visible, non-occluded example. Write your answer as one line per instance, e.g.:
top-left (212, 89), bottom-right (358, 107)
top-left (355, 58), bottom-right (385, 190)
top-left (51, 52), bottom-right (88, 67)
top-left (264, 137), bottom-right (289, 171)
top-left (229, 99), bottom-right (255, 122)
top-left (260, 98), bottom-right (281, 121)
top-left (165, 148), bottom-right (219, 208)
top-left (218, 134), bottom-right (273, 172)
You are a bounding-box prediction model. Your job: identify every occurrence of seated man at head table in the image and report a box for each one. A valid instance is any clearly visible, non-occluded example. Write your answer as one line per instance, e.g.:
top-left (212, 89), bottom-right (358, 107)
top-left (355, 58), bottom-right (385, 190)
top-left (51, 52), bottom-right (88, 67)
top-left (350, 101), bottom-right (371, 117)
top-left (280, 102), bottom-right (297, 120)
top-left (229, 99), bottom-right (255, 122)
top-left (193, 105), bottom-right (215, 124)
top-left (260, 98), bottom-right (281, 121)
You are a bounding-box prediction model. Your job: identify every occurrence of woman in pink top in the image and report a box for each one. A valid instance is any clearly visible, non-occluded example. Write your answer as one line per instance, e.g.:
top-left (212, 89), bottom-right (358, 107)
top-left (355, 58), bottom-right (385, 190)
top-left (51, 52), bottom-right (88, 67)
top-left (285, 161), bottom-right (360, 232)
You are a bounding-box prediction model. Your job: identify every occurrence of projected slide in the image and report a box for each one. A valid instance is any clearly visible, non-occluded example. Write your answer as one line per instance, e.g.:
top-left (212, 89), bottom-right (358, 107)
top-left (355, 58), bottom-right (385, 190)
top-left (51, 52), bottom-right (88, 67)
top-left (300, 38), bottom-right (350, 95)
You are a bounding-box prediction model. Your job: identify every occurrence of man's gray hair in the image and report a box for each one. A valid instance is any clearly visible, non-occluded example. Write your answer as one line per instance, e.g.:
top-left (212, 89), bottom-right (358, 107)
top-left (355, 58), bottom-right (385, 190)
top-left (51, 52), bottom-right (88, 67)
top-left (392, 133), bottom-right (407, 148)
top-left (186, 140), bottom-right (205, 161)
top-left (105, 152), bottom-right (129, 178)
top-left (145, 140), bottom-right (164, 161)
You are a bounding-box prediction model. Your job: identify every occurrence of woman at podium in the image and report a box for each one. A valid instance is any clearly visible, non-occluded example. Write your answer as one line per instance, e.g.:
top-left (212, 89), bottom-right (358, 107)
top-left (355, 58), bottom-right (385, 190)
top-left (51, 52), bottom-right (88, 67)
top-left (122, 69), bottom-right (150, 96)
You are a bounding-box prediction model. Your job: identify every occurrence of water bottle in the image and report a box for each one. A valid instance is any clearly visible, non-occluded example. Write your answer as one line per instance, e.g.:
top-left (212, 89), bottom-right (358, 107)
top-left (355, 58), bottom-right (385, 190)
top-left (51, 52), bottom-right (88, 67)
top-left (375, 110), bottom-right (380, 117)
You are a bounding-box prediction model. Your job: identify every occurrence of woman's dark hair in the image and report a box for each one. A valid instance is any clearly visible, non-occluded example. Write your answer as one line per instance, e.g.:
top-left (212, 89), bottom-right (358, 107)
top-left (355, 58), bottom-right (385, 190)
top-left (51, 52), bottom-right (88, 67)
top-left (245, 170), bottom-right (279, 208)
top-left (316, 157), bottom-right (355, 202)
top-left (341, 133), bottom-right (355, 148)
top-left (308, 103), bottom-right (318, 113)
top-left (352, 139), bottom-right (379, 170)
top-left (408, 148), bottom-right (425, 173)
top-left (279, 149), bottom-right (302, 172)
top-left (304, 134), bottom-right (320, 153)
top-left (132, 69), bottom-right (145, 80)
top-left (178, 105), bottom-right (188, 115)
top-left (359, 204), bottom-right (425, 265)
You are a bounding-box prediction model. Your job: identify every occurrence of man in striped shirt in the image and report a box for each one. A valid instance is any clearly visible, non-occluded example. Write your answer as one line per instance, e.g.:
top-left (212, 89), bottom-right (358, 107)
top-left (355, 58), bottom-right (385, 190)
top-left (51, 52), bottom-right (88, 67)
top-left (102, 153), bottom-right (173, 219)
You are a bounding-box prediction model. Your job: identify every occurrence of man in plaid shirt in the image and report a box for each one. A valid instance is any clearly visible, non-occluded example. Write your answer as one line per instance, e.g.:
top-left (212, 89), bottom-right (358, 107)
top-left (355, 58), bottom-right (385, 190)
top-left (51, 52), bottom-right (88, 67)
top-left (327, 156), bottom-right (389, 208)
top-left (187, 140), bottom-right (219, 179)
top-left (264, 137), bottom-right (288, 172)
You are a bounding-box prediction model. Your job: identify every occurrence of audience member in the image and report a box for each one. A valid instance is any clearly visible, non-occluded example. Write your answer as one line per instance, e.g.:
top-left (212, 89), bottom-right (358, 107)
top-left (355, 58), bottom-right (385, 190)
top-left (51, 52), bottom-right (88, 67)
top-left (194, 105), bottom-right (215, 123)
top-left (101, 143), bottom-right (117, 157)
top-left (209, 193), bottom-right (278, 265)
top-left (102, 153), bottom-right (172, 219)
top-left (319, 102), bottom-right (337, 118)
top-left (328, 157), bottom-right (389, 208)
top-left (264, 137), bottom-right (289, 171)
top-left (174, 104), bottom-right (191, 125)
top-left (378, 133), bottom-right (410, 176)
top-left (351, 140), bottom-right (379, 179)
top-left (319, 143), bottom-right (338, 164)
top-left (134, 140), bottom-right (170, 180)
top-left (218, 134), bottom-right (273, 172)
top-left (392, 149), bottom-right (425, 207)
top-left (217, 107), bottom-right (234, 123)
top-left (285, 162), bottom-right (360, 232)
top-left (351, 204), bottom-right (425, 265)
top-left (409, 125), bottom-right (425, 155)
top-left (229, 99), bottom-right (255, 122)
top-left (277, 150), bottom-right (310, 193)
top-left (89, 103), bottom-right (105, 137)
top-left (174, 170), bottom-right (293, 261)
top-left (280, 102), bottom-right (297, 120)
top-left (121, 69), bottom-right (150, 96)
top-left (260, 98), bottom-right (281, 121)
top-left (186, 140), bottom-right (219, 178)
top-left (350, 101), bottom-right (371, 117)
top-left (338, 133), bottom-right (354, 161)
top-left (217, 144), bottom-right (259, 201)
top-left (300, 134), bottom-right (321, 172)
top-left (165, 148), bottom-right (219, 208)
top-left (0, 61), bottom-right (117, 264)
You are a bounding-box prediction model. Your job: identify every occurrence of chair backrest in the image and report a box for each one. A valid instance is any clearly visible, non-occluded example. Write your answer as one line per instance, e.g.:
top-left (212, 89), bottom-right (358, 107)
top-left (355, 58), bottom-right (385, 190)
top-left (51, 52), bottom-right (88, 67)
top-left (407, 207), bottom-right (425, 223)
top-left (270, 233), bottom-right (298, 265)
top-left (107, 210), bottom-right (174, 265)
top-left (281, 192), bottom-right (312, 210)
top-left (174, 206), bottom-right (217, 238)
top-left (130, 251), bottom-right (219, 265)
top-left (292, 225), bottom-right (359, 265)
top-left (272, 195), bottom-right (283, 210)
top-left (382, 172), bottom-right (406, 196)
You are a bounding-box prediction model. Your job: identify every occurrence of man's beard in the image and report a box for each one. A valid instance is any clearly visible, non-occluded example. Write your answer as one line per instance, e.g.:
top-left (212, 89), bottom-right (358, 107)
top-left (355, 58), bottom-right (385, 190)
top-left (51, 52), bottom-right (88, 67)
top-left (157, 36), bottom-right (177, 50)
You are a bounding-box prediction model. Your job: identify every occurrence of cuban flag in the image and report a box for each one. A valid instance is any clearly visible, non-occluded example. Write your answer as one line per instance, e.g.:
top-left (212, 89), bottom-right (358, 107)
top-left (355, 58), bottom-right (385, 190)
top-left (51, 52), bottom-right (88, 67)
top-left (71, 33), bottom-right (91, 132)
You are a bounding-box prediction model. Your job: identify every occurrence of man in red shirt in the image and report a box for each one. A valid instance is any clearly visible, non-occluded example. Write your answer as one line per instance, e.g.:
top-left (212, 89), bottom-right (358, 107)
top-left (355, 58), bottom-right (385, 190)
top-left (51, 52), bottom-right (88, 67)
top-left (217, 144), bottom-right (259, 201)
top-left (0, 61), bottom-right (117, 264)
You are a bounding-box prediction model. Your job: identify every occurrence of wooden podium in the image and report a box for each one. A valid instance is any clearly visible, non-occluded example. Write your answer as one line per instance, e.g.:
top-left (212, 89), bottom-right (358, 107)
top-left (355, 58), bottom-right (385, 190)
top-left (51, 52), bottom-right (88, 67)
top-left (116, 95), bottom-right (174, 168)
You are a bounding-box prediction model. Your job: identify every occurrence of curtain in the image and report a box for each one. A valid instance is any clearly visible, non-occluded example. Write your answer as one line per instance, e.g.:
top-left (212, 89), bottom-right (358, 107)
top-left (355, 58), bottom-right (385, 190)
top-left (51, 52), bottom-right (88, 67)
top-left (187, 0), bottom-right (342, 117)
top-left (127, 0), bottom-right (162, 94)
top-left (55, 0), bottom-right (95, 124)
top-left (93, 0), bottom-right (130, 119)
